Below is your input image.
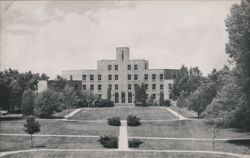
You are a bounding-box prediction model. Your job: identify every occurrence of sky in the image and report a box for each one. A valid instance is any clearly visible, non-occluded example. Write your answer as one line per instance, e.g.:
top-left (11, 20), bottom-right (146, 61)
top-left (0, 0), bottom-right (239, 79)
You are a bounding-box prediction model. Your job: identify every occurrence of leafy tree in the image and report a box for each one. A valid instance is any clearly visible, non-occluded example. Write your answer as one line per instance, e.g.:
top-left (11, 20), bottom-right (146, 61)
top-left (225, 0), bottom-right (250, 128)
top-left (148, 94), bottom-right (154, 105)
top-left (48, 75), bottom-right (67, 92)
top-left (23, 115), bottom-right (40, 147)
top-left (63, 85), bottom-right (80, 118)
top-left (21, 89), bottom-right (36, 116)
top-left (107, 87), bottom-right (111, 100)
top-left (34, 89), bottom-right (64, 118)
top-left (80, 90), bottom-right (98, 107)
top-left (134, 83), bottom-right (147, 104)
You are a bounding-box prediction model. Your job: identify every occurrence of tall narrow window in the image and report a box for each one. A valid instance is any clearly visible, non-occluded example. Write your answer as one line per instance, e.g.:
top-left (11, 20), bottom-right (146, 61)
top-left (70, 75), bottom-right (73, 80)
top-left (82, 85), bottom-right (86, 90)
top-left (152, 74), bottom-right (156, 80)
top-left (128, 65), bottom-right (131, 70)
top-left (82, 75), bottom-right (86, 81)
top-left (108, 75), bottom-right (112, 80)
top-left (108, 65), bottom-right (112, 71)
top-left (115, 74), bottom-right (119, 80)
top-left (90, 75), bottom-right (94, 81)
top-left (134, 74), bottom-right (138, 80)
top-left (128, 74), bottom-right (131, 80)
top-left (98, 85), bottom-right (102, 91)
top-left (115, 84), bottom-right (119, 90)
top-left (98, 75), bottom-right (102, 81)
top-left (160, 74), bottom-right (163, 80)
top-left (115, 65), bottom-right (118, 70)
top-left (134, 64), bottom-right (138, 70)
top-left (108, 84), bottom-right (112, 90)
top-left (122, 51), bottom-right (124, 60)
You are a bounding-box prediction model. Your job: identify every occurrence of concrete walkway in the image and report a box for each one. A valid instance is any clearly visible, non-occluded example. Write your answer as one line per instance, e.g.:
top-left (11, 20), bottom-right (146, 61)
top-left (166, 108), bottom-right (187, 120)
top-left (128, 136), bottom-right (250, 141)
top-left (118, 120), bottom-right (129, 150)
top-left (1, 148), bottom-right (249, 158)
top-left (64, 108), bottom-right (82, 119)
top-left (0, 133), bottom-right (99, 138)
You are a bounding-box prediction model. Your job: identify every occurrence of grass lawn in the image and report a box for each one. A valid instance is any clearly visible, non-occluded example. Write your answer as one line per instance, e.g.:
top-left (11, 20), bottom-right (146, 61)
top-left (128, 138), bottom-right (250, 155)
top-left (0, 120), bottom-right (119, 136)
top-left (1, 151), bottom-right (239, 158)
top-left (0, 136), bottom-right (103, 152)
top-left (168, 106), bottom-right (197, 119)
top-left (71, 107), bottom-right (177, 120)
top-left (128, 120), bottom-right (250, 139)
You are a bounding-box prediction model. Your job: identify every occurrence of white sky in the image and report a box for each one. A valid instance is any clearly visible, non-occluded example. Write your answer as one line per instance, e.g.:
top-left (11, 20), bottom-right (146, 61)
top-left (0, 0), bottom-right (239, 79)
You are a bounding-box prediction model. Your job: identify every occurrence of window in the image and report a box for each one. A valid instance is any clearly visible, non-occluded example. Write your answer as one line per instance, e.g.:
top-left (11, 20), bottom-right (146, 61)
top-left (98, 84), bottom-right (102, 91)
top-left (115, 84), bottom-right (119, 90)
top-left (128, 74), bottom-right (131, 80)
top-left (108, 75), bottom-right (112, 80)
top-left (108, 65), bottom-right (112, 70)
top-left (128, 65), bottom-right (131, 70)
top-left (115, 65), bottom-right (118, 71)
top-left (90, 75), bottom-right (94, 81)
top-left (145, 63), bottom-right (148, 69)
top-left (160, 84), bottom-right (163, 90)
top-left (90, 84), bottom-right (94, 90)
top-left (144, 74), bottom-right (148, 80)
top-left (122, 51), bottom-right (124, 60)
top-left (160, 74), bottom-right (164, 80)
top-left (146, 93), bottom-right (149, 99)
top-left (152, 94), bottom-right (156, 99)
top-left (82, 75), bottom-right (86, 80)
top-left (82, 85), bottom-right (86, 90)
top-left (145, 84), bottom-right (148, 90)
top-left (134, 64), bottom-right (138, 70)
top-left (115, 74), bottom-right (119, 80)
top-left (70, 75), bottom-right (73, 80)
top-left (98, 94), bottom-right (102, 99)
top-left (169, 83), bottom-right (172, 90)
top-left (152, 84), bottom-right (156, 90)
top-left (98, 75), bottom-right (102, 81)
top-left (108, 84), bottom-right (112, 90)
top-left (152, 74), bottom-right (156, 80)
top-left (134, 74), bottom-right (138, 80)
top-left (128, 84), bottom-right (131, 90)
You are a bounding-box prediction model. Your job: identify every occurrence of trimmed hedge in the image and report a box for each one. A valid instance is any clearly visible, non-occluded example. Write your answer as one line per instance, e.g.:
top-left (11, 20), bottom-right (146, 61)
top-left (129, 139), bottom-right (143, 148)
top-left (127, 115), bottom-right (141, 126)
top-left (160, 100), bottom-right (171, 106)
top-left (95, 99), bottom-right (114, 107)
top-left (107, 117), bottom-right (121, 126)
top-left (98, 136), bottom-right (118, 148)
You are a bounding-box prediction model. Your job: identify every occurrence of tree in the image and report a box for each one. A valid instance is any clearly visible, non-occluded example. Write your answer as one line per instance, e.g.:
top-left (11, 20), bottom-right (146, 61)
top-left (23, 115), bottom-right (40, 147)
top-left (134, 83), bottom-right (147, 104)
top-left (63, 85), bottom-right (80, 119)
top-left (48, 75), bottom-right (67, 92)
top-left (34, 89), bottom-right (64, 118)
top-left (21, 89), bottom-right (36, 116)
top-left (225, 0), bottom-right (250, 128)
top-left (107, 87), bottom-right (111, 100)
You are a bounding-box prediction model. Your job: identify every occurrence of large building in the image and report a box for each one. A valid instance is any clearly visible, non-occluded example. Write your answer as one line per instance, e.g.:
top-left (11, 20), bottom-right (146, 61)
top-left (62, 47), bottom-right (179, 104)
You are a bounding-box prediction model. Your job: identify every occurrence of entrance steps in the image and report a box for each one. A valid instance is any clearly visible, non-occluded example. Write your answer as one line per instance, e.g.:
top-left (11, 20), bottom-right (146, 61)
top-left (115, 103), bottom-right (135, 107)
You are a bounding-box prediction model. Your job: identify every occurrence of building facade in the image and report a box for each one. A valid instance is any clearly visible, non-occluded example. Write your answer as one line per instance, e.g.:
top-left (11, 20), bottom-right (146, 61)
top-left (62, 47), bottom-right (178, 104)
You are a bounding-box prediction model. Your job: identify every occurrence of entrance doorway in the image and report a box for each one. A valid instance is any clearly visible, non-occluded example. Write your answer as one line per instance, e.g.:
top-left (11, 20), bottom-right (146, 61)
top-left (115, 93), bottom-right (119, 103)
top-left (128, 92), bottom-right (132, 103)
top-left (121, 92), bottom-right (126, 103)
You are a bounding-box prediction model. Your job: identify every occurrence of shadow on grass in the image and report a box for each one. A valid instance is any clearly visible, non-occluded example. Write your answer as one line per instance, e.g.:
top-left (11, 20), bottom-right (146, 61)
top-left (0, 117), bottom-right (23, 121)
top-left (31, 145), bottom-right (46, 148)
top-left (226, 139), bottom-right (250, 147)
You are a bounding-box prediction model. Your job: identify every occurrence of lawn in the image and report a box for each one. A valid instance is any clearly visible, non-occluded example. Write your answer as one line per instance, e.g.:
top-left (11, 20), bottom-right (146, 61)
top-left (1, 151), bottom-right (239, 158)
top-left (0, 120), bottom-right (119, 136)
top-left (168, 106), bottom-right (197, 118)
top-left (128, 119), bottom-right (250, 139)
top-left (128, 138), bottom-right (250, 155)
top-left (0, 136), bottom-right (103, 152)
top-left (71, 107), bottom-right (177, 120)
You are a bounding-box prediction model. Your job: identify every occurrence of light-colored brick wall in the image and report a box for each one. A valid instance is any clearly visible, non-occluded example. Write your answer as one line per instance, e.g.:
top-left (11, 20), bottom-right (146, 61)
top-left (62, 47), bottom-right (178, 104)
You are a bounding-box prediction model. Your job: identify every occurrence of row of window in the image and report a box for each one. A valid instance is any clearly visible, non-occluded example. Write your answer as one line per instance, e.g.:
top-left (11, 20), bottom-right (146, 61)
top-left (70, 73), bottom-right (165, 81)
top-left (82, 84), bottom-right (170, 91)
top-left (108, 64), bottom-right (139, 71)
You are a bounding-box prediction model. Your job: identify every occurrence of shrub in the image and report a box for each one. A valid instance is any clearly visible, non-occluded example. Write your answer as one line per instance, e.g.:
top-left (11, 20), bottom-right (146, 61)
top-left (160, 100), bottom-right (171, 106)
top-left (135, 102), bottom-right (149, 107)
top-left (107, 117), bottom-right (121, 126)
top-left (127, 115), bottom-right (141, 126)
top-left (98, 136), bottom-right (118, 148)
top-left (129, 139), bottom-right (143, 148)
top-left (95, 99), bottom-right (114, 107)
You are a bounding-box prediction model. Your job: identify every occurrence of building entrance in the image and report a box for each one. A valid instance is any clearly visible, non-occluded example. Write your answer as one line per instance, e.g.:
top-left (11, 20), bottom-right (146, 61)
top-left (128, 92), bottom-right (132, 103)
top-left (121, 92), bottom-right (126, 103)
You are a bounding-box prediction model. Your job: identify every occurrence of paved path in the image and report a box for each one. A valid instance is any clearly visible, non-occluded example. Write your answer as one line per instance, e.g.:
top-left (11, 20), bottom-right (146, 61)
top-left (166, 107), bottom-right (187, 120)
top-left (0, 133), bottom-right (99, 138)
top-left (1, 148), bottom-right (249, 158)
top-left (129, 136), bottom-right (250, 141)
top-left (118, 120), bottom-right (129, 150)
top-left (64, 108), bottom-right (82, 119)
